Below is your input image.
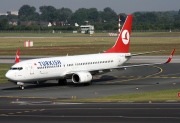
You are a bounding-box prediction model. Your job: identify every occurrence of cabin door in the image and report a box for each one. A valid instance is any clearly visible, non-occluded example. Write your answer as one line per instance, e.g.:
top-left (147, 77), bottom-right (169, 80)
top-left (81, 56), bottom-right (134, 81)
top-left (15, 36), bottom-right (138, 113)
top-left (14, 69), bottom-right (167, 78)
top-left (28, 63), bottom-right (34, 75)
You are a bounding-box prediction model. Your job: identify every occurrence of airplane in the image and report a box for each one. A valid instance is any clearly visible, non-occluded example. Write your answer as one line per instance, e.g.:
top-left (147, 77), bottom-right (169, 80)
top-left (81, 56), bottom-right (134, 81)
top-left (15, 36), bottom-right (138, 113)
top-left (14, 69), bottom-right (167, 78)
top-left (5, 14), bottom-right (175, 90)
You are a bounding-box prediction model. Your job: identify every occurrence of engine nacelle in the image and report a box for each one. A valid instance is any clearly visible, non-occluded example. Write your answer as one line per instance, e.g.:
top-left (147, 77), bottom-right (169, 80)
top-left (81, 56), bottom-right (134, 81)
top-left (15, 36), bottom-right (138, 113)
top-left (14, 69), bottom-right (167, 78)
top-left (72, 71), bottom-right (92, 83)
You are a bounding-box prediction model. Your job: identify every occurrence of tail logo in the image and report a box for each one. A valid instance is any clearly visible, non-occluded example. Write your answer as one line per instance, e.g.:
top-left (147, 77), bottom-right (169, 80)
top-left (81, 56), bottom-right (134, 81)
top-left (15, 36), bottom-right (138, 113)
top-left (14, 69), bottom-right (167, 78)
top-left (16, 55), bottom-right (19, 59)
top-left (122, 30), bottom-right (130, 45)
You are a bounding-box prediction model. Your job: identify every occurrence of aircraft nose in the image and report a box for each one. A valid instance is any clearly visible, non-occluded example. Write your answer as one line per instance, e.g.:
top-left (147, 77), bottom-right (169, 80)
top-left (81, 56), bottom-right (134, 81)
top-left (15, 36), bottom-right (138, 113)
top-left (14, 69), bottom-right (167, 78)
top-left (5, 71), bottom-right (12, 80)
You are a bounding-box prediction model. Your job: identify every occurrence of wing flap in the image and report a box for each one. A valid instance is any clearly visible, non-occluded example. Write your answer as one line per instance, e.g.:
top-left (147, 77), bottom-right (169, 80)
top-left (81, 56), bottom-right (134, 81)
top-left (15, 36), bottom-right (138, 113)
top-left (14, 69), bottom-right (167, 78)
top-left (64, 49), bottom-right (175, 77)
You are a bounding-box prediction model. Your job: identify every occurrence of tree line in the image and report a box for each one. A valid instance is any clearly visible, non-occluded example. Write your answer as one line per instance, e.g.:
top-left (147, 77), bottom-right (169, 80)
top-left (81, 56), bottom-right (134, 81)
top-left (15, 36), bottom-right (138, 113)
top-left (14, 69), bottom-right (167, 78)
top-left (0, 5), bottom-right (180, 31)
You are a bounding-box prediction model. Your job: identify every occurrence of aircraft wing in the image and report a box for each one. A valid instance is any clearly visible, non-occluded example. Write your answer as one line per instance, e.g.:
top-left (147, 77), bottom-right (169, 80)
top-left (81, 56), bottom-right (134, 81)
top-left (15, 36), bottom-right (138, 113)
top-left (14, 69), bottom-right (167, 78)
top-left (65, 68), bottom-right (113, 78)
top-left (93, 49), bottom-right (174, 73)
top-left (131, 50), bottom-right (165, 56)
top-left (65, 49), bottom-right (175, 77)
top-left (119, 48), bottom-right (175, 69)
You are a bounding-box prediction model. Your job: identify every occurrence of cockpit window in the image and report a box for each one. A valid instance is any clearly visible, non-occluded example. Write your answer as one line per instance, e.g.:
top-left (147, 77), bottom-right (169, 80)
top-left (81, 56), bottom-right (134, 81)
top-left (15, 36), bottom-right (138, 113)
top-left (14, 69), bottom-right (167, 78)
top-left (10, 67), bottom-right (23, 70)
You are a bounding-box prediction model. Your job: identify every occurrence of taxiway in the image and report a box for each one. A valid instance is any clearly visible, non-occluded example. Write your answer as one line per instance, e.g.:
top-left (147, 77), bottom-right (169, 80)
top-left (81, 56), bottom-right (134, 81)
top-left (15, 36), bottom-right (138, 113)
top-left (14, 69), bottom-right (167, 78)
top-left (0, 63), bottom-right (180, 99)
top-left (0, 57), bottom-right (180, 123)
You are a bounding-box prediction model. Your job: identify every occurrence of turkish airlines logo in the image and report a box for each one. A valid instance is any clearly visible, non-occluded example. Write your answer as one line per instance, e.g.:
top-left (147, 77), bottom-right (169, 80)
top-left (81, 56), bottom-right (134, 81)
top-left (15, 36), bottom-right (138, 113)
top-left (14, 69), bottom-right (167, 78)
top-left (170, 55), bottom-right (172, 59)
top-left (121, 30), bottom-right (130, 45)
top-left (16, 55), bottom-right (19, 59)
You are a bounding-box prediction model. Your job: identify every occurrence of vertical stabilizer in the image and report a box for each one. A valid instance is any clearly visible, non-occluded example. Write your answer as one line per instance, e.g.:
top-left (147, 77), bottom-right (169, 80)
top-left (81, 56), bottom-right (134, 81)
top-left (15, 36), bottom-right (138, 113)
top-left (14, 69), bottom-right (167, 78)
top-left (105, 14), bottom-right (133, 53)
top-left (15, 50), bottom-right (20, 63)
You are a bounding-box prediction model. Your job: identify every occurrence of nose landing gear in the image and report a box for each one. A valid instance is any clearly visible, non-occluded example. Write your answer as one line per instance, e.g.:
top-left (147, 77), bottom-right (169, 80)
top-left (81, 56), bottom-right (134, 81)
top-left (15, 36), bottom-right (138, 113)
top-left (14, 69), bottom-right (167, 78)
top-left (17, 82), bottom-right (24, 90)
top-left (19, 85), bottom-right (24, 90)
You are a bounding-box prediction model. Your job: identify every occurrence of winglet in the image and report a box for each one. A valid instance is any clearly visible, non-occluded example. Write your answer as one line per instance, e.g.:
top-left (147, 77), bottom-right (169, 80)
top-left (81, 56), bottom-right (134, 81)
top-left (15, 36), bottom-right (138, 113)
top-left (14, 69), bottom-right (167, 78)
top-left (165, 49), bottom-right (175, 64)
top-left (15, 50), bottom-right (20, 63)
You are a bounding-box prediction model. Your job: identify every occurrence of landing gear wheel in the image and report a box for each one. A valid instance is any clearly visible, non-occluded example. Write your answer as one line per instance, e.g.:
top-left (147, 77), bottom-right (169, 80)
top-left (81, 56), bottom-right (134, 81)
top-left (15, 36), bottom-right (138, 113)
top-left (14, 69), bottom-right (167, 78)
top-left (19, 85), bottom-right (24, 90)
top-left (84, 81), bottom-right (92, 86)
top-left (58, 79), bottom-right (67, 85)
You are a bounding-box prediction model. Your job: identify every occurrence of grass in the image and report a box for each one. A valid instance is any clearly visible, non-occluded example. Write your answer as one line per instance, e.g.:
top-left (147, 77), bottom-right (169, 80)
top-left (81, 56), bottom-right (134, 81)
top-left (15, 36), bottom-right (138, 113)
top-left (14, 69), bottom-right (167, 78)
top-left (0, 31), bottom-right (180, 37)
top-left (0, 64), bottom-right (12, 83)
top-left (0, 36), bottom-right (179, 56)
top-left (131, 31), bottom-right (180, 37)
top-left (0, 32), bottom-right (109, 37)
top-left (0, 32), bottom-right (179, 82)
top-left (0, 32), bottom-right (179, 83)
top-left (0, 37), bottom-right (113, 55)
top-left (0, 32), bottom-right (180, 102)
top-left (58, 89), bottom-right (180, 102)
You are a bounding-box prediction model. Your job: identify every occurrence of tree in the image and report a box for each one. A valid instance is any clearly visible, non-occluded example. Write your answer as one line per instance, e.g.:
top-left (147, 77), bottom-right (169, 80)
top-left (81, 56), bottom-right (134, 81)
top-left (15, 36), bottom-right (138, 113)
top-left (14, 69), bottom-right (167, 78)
top-left (57, 7), bottom-right (73, 23)
top-left (71, 8), bottom-right (89, 24)
top-left (178, 9), bottom-right (180, 15)
top-left (7, 15), bottom-right (18, 21)
top-left (19, 5), bottom-right (39, 21)
top-left (119, 13), bottom-right (126, 23)
top-left (39, 6), bottom-right (56, 14)
top-left (100, 7), bottom-right (117, 22)
top-left (87, 8), bottom-right (100, 23)
top-left (103, 22), bottom-right (116, 30)
top-left (72, 8), bottom-right (100, 25)
top-left (0, 18), bottom-right (8, 29)
top-left (39, 6), bottom-right (57, 22)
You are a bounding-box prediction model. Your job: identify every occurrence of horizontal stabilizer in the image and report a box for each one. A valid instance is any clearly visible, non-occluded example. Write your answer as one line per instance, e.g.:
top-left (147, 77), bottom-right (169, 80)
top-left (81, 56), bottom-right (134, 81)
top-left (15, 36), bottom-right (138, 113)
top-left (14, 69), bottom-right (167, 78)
top-left (132, 50), bottom-right (165, 56)
top-left (116, 49), bottom-right (175, 69)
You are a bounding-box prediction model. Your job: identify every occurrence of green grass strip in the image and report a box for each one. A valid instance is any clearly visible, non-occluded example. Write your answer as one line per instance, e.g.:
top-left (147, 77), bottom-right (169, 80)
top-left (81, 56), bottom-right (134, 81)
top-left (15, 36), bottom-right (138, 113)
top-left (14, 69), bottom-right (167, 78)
top-left (60, 89), bottom-right (180, 102)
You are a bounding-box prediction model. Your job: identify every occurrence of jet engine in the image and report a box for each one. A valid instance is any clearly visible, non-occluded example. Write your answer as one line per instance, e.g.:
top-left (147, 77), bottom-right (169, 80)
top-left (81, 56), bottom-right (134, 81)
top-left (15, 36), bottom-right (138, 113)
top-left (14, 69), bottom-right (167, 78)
top-left (72, 71), bottom-right (92, 83)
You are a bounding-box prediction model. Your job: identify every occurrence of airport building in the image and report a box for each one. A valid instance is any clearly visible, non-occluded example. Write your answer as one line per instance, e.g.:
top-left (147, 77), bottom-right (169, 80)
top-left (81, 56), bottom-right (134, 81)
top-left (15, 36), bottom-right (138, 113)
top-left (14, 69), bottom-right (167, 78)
top-left (7, 11), bottom-right (19, 15)
top-left (80, 25), bottom-right (94, 34)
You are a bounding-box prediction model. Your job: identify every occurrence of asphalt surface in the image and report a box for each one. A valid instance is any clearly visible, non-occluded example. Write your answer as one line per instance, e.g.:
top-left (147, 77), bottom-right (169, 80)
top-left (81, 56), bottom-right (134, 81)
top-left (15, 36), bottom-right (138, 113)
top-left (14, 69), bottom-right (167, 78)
top-left (0, 57), bottom-right (180, 122)
top-left (1, 63), bottom-right (180, 99)
top-left (0, 100), bottom-right (180, 123)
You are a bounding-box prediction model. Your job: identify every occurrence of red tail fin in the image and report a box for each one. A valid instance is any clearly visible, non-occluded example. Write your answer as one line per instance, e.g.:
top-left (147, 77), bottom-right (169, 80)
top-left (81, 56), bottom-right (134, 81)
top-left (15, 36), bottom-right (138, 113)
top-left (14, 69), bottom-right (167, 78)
top-left (105, 14), bottom-right (133, 53)
top-left (15, 50), bottom-right (20, 63)
top-left (165, 49), bottom-right (175, 63)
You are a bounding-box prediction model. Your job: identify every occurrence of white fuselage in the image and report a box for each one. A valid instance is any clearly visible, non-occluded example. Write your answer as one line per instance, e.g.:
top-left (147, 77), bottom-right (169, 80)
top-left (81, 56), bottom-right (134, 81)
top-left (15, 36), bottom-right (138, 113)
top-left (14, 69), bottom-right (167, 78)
top-left (5, 53), bottom-right (131, 83)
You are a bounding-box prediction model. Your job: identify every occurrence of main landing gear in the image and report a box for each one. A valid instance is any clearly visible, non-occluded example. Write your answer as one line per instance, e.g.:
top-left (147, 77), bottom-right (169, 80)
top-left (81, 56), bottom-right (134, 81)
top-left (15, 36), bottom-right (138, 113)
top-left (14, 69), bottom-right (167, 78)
top-left (84, 81), bottom-right (92, 86)
top-left (58, 79), bottom-right (67, 85)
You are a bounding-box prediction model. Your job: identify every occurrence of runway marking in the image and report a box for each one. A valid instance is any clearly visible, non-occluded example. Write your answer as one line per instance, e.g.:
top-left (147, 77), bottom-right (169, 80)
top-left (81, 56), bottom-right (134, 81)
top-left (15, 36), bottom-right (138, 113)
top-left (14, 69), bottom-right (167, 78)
top-left (16, 112), bottom-right (22, 114)
top-left (158, 72), bottom-right (180, 76)
top-left (0, 109), bottom-right (45, 116)
top-left (144, 66), bottom-right (163, 78)
top-left (151, 72), bottom-right (180, 79)
top-left (2, 107), bottom-right (180, 110)
top-left (1, 85), bottom-right (70, 94)
top-left (117, 76), bottom-right (180, 79)
top-left (1, 107), bottom-right (180, 117)
top-left (0, 114), bottom-right (179, 119)
top-left (125, 116), bottom-right (180, 119)
top-left (151, 76), bottom-right (177, 78)
top-left (8, 113), bottom-right (14, 115)
top-left (0, 114), bottom-right (8, 116)
top-left (103, 65), bottom-right (163, 84)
